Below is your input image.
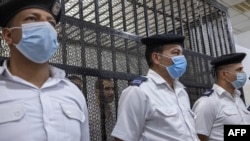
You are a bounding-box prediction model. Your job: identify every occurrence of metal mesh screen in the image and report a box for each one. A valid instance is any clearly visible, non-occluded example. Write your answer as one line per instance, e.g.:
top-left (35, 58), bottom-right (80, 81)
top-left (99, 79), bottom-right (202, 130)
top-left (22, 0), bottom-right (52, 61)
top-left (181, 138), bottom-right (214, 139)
top-left (0, 0), bottom-right (235, 140)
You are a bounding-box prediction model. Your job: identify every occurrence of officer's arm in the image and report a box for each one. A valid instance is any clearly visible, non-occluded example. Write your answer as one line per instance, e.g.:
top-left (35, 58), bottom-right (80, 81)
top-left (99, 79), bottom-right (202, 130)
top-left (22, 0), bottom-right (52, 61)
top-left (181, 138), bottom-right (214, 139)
top-left (198, 134), bottom-right (208, 141)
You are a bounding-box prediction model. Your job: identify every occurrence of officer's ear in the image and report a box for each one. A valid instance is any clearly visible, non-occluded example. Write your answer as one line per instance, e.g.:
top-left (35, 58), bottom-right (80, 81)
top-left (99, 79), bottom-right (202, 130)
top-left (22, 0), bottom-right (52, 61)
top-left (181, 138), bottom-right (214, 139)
top-left (152, 52), bottom-right (161, 65)
top-left (2, 28), bottom-right (13, 45)
top-left (220, 70), bottom-right (230, 80)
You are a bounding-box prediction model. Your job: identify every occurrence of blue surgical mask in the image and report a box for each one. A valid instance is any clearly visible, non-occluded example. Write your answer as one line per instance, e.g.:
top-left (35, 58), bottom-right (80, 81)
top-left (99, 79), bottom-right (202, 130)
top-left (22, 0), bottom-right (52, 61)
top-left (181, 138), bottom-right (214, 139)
top-left (229, 72), bottom-right (247, 89)
top-left (10, 22), bottom-right (59, 63)
top-left (158, 54), bottom-right (187, 79)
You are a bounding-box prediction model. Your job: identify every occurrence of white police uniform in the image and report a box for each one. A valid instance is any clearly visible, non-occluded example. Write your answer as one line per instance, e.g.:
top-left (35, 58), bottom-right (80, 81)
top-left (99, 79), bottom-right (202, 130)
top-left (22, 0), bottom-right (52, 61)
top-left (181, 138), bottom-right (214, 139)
top-left (192, 84), bottom-right (250, 141)
top-left (0, 60), bottom-right (90, 141)
top-left (111, 69), bottom-right (200, 141)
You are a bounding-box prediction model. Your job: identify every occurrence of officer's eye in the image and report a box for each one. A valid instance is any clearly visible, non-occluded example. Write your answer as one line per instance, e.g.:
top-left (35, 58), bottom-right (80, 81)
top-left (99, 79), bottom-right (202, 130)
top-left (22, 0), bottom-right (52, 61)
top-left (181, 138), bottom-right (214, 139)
top-left (25, 16), bottom-right (37, 22)
top-left (172, 51), bottom-right (181, 56)
top-left (104, 87), bottom-right (114, 91)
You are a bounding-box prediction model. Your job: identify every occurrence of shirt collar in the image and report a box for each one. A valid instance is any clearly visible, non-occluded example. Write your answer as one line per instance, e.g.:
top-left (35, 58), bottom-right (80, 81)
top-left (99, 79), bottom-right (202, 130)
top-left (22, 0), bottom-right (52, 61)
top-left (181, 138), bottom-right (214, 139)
top-left (0, 60), bottom-right (66, 79)
top-left (147, 69), bottom-right (165, 84)
top-left (147, 69), bottom-right (185, 88)
top-left (49, 65), bottom-right (66, 79)
top-left (212, 83), bottom-right (241, 96)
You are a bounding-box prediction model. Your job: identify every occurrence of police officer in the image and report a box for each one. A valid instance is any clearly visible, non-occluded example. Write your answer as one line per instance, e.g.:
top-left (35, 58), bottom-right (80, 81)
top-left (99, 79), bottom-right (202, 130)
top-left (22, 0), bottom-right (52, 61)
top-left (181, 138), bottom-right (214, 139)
top-left (192, 53), bottom-right (250, 141)
top-left (0, 0), bottom-right (89, 141)
top-left (111, 34), bottom-right (200, 141)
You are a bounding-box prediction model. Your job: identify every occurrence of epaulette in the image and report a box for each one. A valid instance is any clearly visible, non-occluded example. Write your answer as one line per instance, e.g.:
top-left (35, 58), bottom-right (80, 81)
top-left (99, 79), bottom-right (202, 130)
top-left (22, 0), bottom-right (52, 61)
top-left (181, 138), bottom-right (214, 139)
top-left (202, 89), bottom-right (214, 97)
top-left (247, 105), bottom-right (250, 112)
top-left (131, 76), bottom-right (147, 86)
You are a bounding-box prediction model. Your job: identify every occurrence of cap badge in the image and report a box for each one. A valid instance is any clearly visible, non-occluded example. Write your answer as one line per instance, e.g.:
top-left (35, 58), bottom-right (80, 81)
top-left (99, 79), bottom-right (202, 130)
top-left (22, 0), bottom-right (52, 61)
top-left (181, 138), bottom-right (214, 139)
top-left (52, 0), bottom-right (61, 16)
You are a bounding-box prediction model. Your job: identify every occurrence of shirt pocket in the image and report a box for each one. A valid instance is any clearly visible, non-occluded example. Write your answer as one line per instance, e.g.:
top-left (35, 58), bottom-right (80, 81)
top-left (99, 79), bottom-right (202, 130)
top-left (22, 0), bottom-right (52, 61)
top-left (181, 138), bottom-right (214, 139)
top-left (61, 103), bottom-right (85, 122)
top-left (59, 103), bottom-right (85, 140)
top-left (154, 106), bottom-right (179, 130)
top-left (223, 109), bottom-right (238, 116)
top-left (155, 106), bottom-right (177, 117)
top-left (0, 103), bottom-right (26, 141)
top-left (222, 108), bottom-right (239, 124)
top-left (0, 104), bottom-right (25, 124)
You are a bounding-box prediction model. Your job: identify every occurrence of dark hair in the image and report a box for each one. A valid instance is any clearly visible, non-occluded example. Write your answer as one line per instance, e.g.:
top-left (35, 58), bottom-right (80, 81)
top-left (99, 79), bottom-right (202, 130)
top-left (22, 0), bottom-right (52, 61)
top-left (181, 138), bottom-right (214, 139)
top-left (145, 45), bottom-right (164, 67)
top-left (212, 64), bottom-right (233, 79)
top-left (5, 18), bottom-right (14, 28)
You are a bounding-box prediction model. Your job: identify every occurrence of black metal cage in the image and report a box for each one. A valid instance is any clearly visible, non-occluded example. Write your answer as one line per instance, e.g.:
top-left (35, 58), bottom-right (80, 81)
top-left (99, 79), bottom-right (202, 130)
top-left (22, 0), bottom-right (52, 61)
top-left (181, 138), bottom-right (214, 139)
top-left (0, 0), bottom-right (235, 140)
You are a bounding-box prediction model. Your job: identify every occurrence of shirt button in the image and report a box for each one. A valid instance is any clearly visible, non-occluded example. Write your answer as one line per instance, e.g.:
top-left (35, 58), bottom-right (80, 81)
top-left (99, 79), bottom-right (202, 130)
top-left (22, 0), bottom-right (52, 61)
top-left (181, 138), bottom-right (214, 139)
top-left (14, 111), bottom-right (21, 117)
top-left (66, 110), bottom-right (71, 114)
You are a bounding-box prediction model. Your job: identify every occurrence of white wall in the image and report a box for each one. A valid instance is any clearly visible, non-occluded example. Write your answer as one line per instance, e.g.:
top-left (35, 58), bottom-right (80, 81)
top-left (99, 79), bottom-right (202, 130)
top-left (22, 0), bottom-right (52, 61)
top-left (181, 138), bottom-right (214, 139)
top-left (235, 31), bottom-right (250, 49)
top-left (235, 44), bottom-right (250, 106)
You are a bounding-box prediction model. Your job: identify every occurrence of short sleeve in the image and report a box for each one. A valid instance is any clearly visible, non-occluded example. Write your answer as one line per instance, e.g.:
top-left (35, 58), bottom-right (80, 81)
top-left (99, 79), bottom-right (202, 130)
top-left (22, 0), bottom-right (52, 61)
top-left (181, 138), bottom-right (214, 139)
top-left (192, 97), bottom-right (217, 136)
top-left (111, 86), bottom-right (148, 141)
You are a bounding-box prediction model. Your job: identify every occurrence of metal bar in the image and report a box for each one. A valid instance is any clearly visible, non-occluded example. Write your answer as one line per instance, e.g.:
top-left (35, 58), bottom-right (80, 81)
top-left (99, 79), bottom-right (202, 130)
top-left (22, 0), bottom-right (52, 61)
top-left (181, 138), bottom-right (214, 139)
top-left (61, 0), bottom-right (67, 65)
top-left (225, 12), bottom-right (236, 53)
top-left (122, 0), bottom-right (127, 32)
top-left (191, 0), bottom-right (200, 53)
top-left (206, 0), bottom-right (227, 12)
top-left (214, 10), bottom-right (224, 56)
top-left (124, 39), bottom-right (130, 74)
top-left (177, 0), bottom-right (184, 35)
top-left (62, 15), bottom-right (141, 41)
top-left (219, 11), bottom-right (228, 54)
top-left (161, 0), bottom-right (168, 33)
top-left (197, 0), bottom-right (206, 54)
top-left (209, 5), bottom-right (219, 57)
top-left (108, 0), bottom-right (113, 28)
top-left (152, 0), bottom-right (158, 34)
top-left (203, 0), bottom-right (214, 56)
top-left (184, 0), bottom-right (194, 50)
top-left (132, 0), bottom-right (142, 77)
top-left (143, 0), bottom-right (150, 36)
top-left (78, 0), bottom-right (87, 100)
top-left (201, 1), bottom-right (213, 85)
top-left (170, 0), bottom-right (176, 34)
top-left (110, 0), bottom-right (118, 120)
top-left (220, 12), bottom-right (231, 54)
top-left (94, 1), bottom-right (107, 140)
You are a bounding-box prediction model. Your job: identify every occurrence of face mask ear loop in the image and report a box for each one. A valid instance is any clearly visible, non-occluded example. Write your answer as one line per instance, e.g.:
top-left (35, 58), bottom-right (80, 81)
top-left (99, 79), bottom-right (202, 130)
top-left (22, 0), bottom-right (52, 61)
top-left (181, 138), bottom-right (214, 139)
top-left (156, 53), bottom-right (171, 59)
top-left (156, 53), bottom-right (173, 67)
top-left (10, 27), bottom-right (19, 30)
top-left (7, 27), bottom-right (22, 46)
top-left (223, 71), bottom-right (235, 86)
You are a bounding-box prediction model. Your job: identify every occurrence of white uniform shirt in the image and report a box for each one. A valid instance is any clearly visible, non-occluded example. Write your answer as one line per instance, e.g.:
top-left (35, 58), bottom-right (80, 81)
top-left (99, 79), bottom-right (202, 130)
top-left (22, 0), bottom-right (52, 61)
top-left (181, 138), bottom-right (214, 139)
top-left (192, 84), bottom-right (250, 141)
top-left (111, 69), bottom-right (200, 141)
top-left (0, 60), bottom-right (90, 141)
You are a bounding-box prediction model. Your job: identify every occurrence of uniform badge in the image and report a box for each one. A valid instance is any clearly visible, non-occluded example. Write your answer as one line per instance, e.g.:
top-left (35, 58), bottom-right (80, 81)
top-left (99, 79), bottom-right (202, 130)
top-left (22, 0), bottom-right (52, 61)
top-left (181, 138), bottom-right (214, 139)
top-left (52, 0), bottom-right (61, 16)
top-left (131, 76), bottom-right (147, 86)
top-left (202, 89), bottom-right (214, 97)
